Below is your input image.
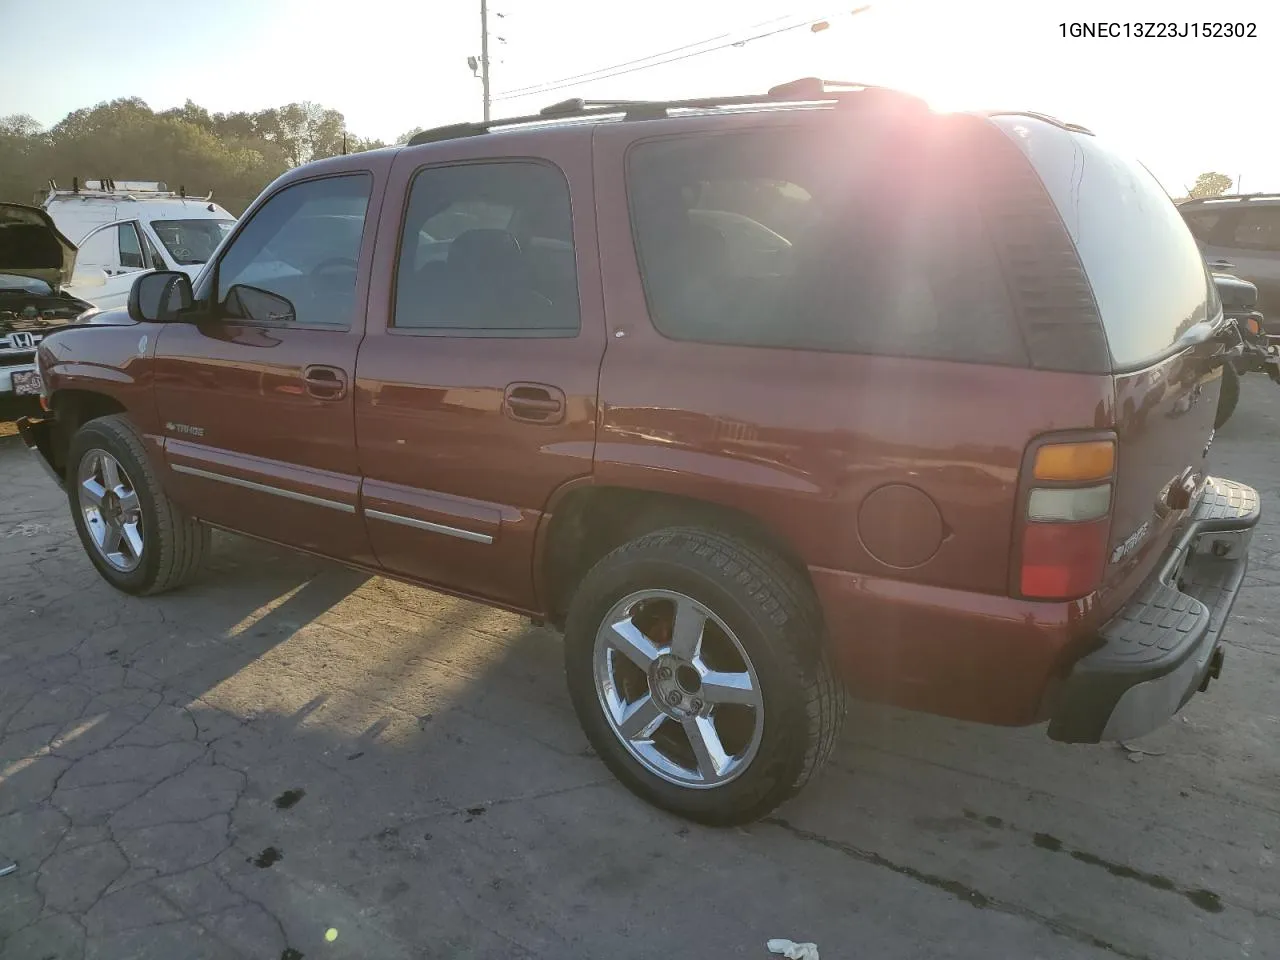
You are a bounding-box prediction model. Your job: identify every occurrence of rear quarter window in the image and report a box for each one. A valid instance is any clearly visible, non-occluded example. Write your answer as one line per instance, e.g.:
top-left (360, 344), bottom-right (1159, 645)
top-left (625, 120), bottom-right (1027, 365)
top-left (993, 118), bottom-right (1214, 371)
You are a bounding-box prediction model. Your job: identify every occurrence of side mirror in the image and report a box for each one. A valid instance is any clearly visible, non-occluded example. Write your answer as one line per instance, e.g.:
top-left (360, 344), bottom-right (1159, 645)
top-left (223, 284), bottom-right (296, 324)
top-left (128, 271), bottom-right (193, 323)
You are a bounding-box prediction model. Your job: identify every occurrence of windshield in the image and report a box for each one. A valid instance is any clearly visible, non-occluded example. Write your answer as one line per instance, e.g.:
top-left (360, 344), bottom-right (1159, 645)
top-left (150, 219), bottom-right (235, 265)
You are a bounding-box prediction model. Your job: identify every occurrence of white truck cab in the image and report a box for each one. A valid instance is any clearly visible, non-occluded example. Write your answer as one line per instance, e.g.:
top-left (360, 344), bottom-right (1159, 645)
top-left (40, 179), bottom-right (236, 310)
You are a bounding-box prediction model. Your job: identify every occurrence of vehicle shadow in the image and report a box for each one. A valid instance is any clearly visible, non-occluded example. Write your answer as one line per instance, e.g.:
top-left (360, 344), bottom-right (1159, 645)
top-left (3, 432), bottom-right (1278, 960)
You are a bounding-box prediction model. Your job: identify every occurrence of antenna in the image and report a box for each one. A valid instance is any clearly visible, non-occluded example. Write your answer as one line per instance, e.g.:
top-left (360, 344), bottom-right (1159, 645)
top-left (480, 0), bottom-right (491, 121)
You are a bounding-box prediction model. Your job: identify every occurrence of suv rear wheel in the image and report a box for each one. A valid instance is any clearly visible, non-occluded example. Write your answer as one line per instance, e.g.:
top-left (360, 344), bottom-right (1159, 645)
top-left (564, 527), bottom-right (845, 825)
top-left (67, 414), bottom-right (210, 595)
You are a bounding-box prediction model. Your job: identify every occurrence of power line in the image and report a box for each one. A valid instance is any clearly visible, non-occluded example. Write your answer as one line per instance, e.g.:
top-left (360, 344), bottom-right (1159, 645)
top-left (493, 12), bottom-right (801, 100)
top-left (494, 7), bottom-right (866, 103)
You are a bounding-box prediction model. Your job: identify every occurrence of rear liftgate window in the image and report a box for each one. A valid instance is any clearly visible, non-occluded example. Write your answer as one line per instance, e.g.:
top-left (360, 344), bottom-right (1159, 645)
top-left (994, 118), bottom-right (1216, 371)
top-left (625, 120), bottom-right (1027, 364)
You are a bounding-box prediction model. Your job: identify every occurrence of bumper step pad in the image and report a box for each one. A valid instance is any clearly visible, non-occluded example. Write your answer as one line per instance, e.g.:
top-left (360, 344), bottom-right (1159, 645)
top-left (1048, 476), bottom-right (1259, 744)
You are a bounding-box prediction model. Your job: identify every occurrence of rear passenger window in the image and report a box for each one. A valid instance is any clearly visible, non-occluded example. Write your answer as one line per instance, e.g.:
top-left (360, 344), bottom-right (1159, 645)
top-left (1231, 208), bottom-right (1280, 252)
top-left (393, 161), bottom-right (580, 336)
top-left (626, 126), bottom-right (1025, 364)
top-left (1182, 210), bottom-right (1224, 244)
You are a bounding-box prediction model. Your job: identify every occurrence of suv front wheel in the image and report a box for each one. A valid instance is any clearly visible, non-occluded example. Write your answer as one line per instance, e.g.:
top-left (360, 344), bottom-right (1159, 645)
top-left (67, 414), bottom-right (210, 595)
top-left (564, 527), bottom-right (845, 825)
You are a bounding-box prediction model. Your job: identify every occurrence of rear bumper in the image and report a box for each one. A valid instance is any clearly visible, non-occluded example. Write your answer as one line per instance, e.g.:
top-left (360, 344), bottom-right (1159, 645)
top-left (1048, 477), bottom-right (1260, 743)
top-left (16, 414), bottom-right (63, 489)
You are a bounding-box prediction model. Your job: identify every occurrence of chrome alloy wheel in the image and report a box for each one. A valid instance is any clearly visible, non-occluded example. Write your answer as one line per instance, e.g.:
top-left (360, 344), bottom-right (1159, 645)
top-left (77, 450), bottom-right (144, 573)
top-left (593, 589), bottom-right (765, 788)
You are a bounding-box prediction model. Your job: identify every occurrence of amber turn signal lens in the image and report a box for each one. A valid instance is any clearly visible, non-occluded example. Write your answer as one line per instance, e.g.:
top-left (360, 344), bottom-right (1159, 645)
top-left (1247, 317), bottom-right (1261, 335)
top-left (1033, 441), bottom-right (1115, 482)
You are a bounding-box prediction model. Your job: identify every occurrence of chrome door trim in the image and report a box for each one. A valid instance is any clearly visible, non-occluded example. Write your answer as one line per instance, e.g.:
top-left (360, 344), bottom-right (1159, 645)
top-left (364, 508), bottom-right (494, 545)
top-left (170, 463), bottom-right (355, 513)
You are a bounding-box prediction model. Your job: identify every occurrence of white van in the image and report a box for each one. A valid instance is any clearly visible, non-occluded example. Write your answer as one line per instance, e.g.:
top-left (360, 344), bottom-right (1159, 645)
top-left (40, 179), bottom-right (236, 310)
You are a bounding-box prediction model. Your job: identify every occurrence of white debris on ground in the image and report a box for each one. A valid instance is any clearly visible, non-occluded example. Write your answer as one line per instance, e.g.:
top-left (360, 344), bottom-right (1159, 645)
top-left (767, 938), bottom-right (819, 960)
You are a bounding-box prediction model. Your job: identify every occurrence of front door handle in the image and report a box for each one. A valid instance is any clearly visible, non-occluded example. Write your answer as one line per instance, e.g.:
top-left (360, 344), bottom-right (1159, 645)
top-left (303, 364), bottom-right (348, 401)
top-left (1209, 259), bottom-right (1236, 271)
top-left (504, 382), bottom-right (565, 424)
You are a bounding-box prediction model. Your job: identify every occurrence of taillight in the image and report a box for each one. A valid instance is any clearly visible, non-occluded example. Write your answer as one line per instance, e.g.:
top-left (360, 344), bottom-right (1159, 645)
top-left (1018, 437), bottom-right (1116, 601)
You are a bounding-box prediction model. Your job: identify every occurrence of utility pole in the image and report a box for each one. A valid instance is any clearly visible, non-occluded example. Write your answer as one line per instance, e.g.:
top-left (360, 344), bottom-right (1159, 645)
top-left (480, 0), bottom-right (491, 121)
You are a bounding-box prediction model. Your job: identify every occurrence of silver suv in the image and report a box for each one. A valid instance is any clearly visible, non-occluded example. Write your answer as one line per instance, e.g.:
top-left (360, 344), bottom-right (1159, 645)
top-left (1180, 194), bottom-right (1280, 330)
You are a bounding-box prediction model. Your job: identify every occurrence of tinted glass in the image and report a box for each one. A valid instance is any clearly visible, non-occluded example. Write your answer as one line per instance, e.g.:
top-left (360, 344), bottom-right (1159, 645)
top-left (1231, 208), bottom-right (1280, 251)
top-left (117, 223), bottom-right (144, 269)
top-left (996, 118), bottom-right (1213, 369)
top-left (1182, 210), bottom-right (1224, 244)
top-left (216, 175), bottom-right (371, 328)
top-left (626, 124), bottom-right (1024, 364)
top-left (394, 162), bottom-right (580, 336)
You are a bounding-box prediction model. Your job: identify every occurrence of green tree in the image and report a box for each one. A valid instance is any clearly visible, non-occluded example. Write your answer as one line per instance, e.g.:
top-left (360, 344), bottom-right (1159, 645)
top-left (1189, 171), bottom-right (1233, 199)
top-left (0, 96), bottom-right (388, 215)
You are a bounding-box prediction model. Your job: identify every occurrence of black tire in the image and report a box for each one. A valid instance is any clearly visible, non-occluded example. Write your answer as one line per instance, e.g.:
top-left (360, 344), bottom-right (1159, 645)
top-left (66, 414), bottom-right (209, 595)
top-left (564, 527), bottom-right (845, 825)
top-left (1215, 364), bottom-right (1241, 429)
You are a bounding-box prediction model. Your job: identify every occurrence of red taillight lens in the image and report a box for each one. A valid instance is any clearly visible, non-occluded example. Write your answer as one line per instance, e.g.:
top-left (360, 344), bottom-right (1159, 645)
top-left (1019, 518), bottom-right (1110, 600)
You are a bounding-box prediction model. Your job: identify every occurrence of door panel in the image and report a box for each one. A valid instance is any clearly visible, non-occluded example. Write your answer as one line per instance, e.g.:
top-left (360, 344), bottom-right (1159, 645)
top-left (154, 322), bottom-right (370, 558)
top-left (154, 167), bottom-right (388, 564)
top-left (354, 131), bottom-right (606, 609)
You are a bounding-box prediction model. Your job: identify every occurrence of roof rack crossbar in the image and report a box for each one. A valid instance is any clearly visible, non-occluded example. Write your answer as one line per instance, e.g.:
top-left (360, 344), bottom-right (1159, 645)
top-left (405, 78), bottom-right (927, 147)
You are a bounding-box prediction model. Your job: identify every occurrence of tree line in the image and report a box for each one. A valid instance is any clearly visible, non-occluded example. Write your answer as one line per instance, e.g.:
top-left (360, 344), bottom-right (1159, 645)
top-left (0, 97), bottom-right (425, 216)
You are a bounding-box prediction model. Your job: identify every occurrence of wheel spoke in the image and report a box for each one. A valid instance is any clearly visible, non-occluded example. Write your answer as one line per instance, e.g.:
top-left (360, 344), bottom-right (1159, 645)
top-left (608, 618), bottom-right (661, 670)
top-left (617, 695), bottom-right (666, 740)
top-left (81, 477), bottom-right (106, 507)
top-left (116, 489), bottom-right (139, 515)
top-left (683, 716), bottom-right (731, 782)
top-left (668, 597), bottom-right (707, 660)
top-left (102, 518), bottom-right (125, 557)
top-left (121, 522), bottom-right (144, 560)
top-left (699, 669), bottom-right (760, 708)
top-left (100, 455), bottom-right (121, 489)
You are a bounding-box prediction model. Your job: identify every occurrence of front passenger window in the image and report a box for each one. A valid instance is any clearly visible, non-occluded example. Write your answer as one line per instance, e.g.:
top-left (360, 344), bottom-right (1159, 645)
top-left (215, 174), bottom-right (372, 328)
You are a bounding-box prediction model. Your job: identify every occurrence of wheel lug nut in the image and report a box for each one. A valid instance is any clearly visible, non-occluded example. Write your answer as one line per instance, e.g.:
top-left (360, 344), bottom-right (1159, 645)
top-left (666, 690), bottom-right (682, 706)
top-left (690, 699), bottom-right (703, 712)
top-left (658, 667), bottom-right (672, 680)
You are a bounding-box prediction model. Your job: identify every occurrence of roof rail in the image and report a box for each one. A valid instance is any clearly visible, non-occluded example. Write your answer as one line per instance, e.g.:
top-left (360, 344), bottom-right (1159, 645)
top-left (406, 78), bottom-right (926, 147)
top-left (1184, 192), bottom-right (1280, 203)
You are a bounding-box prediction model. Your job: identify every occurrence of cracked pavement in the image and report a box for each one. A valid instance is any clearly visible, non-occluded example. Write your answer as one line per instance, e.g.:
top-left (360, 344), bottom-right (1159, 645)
top-left (1, 382), bottom-right (1279, 960)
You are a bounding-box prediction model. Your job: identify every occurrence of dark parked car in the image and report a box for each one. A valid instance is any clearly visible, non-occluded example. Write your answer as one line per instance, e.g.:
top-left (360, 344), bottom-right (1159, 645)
top-left (1180, 193), bottom-right (1280, 328)
top-left (18, 79), bottom-right (1260, 824)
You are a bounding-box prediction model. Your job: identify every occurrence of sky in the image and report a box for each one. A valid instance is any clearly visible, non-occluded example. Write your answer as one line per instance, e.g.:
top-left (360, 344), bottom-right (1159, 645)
top-left (1, 0), bottom-right (1276, 195)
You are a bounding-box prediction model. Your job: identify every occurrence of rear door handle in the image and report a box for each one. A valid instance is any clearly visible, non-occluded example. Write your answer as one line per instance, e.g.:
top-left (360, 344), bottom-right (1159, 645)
top-left (504, 382), bottom-right (565, 424)
top-left (302, 364), bottom-right (348, 401)
top-left (1209, 259), bottom-right (1236, 271)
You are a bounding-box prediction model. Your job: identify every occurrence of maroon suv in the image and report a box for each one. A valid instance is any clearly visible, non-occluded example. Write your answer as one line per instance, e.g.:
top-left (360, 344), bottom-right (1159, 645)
top-left (19, 79), bottom-right (1260, 824)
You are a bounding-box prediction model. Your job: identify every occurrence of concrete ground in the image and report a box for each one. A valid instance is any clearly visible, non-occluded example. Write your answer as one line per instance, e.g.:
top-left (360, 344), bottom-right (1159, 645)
top-left (1, 383), bottom-right (1278, 960)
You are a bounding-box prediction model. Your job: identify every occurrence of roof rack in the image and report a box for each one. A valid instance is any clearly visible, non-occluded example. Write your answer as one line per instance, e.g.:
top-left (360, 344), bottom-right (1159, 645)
top-left (41, 177), bottom-right (213, 204)
top-left (406, 78), bottom-right (926, 146)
